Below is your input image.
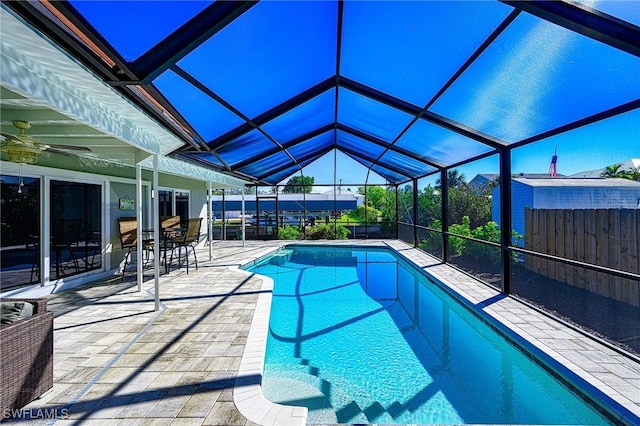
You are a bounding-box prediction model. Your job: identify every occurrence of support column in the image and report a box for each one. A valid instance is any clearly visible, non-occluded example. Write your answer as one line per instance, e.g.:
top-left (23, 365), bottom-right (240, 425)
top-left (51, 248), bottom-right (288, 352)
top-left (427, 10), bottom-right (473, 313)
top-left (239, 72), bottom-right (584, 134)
top-left (208, 181), bottom-right (213, 261)
top-left (441, 169), bottom-right (449, 262)
top-left (500, 149), bottom-right (513, 294)
top-left (222, 189), bottom-right (226, 241)
top-left (413, 178), bottom-right (419, 247)
top-left (136, 162), bottom-right (143, 291)
top-left (152, 155), bottom-right (160, 311)
top-left (394, 184), bottom-right (399, 240)
top-left (364, 184), bottom-right (368, 239)
top-left (42, 176), bottom-right (51, 286)
top-left (241, 190), bottom-right (246, 247)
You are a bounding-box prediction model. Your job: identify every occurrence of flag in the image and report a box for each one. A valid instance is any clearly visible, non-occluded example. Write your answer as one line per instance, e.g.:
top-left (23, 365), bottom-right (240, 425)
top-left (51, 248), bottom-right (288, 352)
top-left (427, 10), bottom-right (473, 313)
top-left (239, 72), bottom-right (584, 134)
top-left (548, 147), bottom-right (558, 177)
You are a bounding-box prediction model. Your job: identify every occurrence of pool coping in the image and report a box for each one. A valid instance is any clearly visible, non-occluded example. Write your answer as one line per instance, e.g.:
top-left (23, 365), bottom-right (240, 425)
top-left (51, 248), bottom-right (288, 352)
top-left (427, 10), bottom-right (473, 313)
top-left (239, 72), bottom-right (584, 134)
top-left (232, 266), bottom-right (308, 426)
top-left (233, 240), bottom-right (640, 425)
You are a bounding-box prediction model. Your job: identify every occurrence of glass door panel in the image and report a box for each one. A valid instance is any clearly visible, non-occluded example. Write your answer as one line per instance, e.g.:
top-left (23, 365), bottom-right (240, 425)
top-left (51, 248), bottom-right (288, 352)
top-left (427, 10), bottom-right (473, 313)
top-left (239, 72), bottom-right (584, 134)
top-left (50, 180), bottom-right (102, 279)
top-left (0, 175), bottom-right (41, 289)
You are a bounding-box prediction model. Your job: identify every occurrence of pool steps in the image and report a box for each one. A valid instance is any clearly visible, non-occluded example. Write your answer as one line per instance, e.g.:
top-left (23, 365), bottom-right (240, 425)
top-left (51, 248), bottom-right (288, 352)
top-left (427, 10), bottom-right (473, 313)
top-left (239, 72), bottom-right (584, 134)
top-left (269, 250), bottom-right (292, 265)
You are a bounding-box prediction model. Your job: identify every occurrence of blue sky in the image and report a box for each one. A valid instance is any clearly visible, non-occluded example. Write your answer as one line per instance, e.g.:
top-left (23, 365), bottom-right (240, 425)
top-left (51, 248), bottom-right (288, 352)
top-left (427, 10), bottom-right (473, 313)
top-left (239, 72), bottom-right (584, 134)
top-left (294, 108), bottom-right (639, 188)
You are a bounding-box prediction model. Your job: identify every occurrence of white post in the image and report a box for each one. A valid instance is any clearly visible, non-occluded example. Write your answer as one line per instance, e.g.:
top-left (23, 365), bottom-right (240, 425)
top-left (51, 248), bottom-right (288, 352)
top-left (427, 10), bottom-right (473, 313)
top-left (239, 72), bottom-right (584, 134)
top-left (208, 181), bottom-right (213, 261)
top-left (153, 155), bottom-right (160, 311)
top-left (241, 190), bottom-right (246, 247)
top-left (42, 176), bottom-right (51, 285)
top-left (136, 162), bottom-right (143, 292)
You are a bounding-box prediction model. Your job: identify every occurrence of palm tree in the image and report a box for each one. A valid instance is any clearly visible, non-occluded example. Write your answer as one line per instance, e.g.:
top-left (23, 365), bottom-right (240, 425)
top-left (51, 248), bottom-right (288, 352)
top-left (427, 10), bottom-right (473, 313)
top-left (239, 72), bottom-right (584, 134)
top-left (600, 164), bottom-right (624, 178)
top-left (625, 167), bottom-right (640, 182)
top-left (436, 170), bottom-right (467, 190)
top-left (601, 164), bottom-right (640, 181)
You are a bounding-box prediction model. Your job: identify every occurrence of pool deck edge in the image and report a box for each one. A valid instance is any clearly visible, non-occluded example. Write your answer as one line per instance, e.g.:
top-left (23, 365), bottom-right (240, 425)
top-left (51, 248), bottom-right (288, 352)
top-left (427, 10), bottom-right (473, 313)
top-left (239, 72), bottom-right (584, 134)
top-left (232, 267), bottom-right (308, 426)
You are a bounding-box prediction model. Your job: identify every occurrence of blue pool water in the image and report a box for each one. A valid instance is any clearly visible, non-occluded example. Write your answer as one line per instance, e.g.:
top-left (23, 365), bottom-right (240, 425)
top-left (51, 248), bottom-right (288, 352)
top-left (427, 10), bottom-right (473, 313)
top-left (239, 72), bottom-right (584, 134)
top-left (246, 245), bottom-right (613, 425)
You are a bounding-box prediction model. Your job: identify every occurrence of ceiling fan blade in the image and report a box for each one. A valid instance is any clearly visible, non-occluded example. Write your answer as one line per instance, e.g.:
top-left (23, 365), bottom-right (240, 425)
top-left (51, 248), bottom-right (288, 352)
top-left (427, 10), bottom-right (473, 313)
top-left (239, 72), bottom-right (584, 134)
top-left (1, 132), bottom-right (27, 144)
top-left (42, 144), bottom-right (92, 152)
top-left (43, 148), bottom-right (77, 157)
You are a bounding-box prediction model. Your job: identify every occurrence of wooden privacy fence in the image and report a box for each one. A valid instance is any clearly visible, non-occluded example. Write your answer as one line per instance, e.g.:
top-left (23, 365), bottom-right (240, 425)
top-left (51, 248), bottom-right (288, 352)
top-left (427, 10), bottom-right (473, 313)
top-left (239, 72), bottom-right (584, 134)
top-left (524, 208), bottom-right (639, 307)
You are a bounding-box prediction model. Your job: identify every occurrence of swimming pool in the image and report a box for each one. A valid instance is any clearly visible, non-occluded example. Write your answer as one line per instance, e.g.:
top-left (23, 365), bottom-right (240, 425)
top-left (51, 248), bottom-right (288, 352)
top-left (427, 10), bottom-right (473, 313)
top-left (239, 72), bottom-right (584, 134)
top-left (245, 245), bottom-right (615, 424)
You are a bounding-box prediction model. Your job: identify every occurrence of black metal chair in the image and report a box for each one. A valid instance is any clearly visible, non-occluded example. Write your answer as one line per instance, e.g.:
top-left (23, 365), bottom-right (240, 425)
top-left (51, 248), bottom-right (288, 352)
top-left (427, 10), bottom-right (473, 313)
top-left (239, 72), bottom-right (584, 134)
top-left (170, 218), bottom-right (202, 274)
top-left (52, 218), bottom-right (82, 278)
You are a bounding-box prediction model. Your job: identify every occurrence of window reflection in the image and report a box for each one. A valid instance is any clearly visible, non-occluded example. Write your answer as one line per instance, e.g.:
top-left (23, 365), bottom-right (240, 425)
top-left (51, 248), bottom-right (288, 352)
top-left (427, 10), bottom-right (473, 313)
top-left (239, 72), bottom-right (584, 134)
top-left (50, 180), bottom-right (102, 279)
top-left (0, 175), bottom-right (41, 288)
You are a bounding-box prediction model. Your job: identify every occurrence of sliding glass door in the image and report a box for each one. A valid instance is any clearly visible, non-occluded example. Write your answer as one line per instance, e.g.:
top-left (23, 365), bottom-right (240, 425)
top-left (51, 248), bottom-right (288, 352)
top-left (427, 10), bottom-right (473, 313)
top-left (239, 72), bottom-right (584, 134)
top-left (50, 180), bottom-right (102, 279)
top-left (0, 175), bottom-right (41, 289)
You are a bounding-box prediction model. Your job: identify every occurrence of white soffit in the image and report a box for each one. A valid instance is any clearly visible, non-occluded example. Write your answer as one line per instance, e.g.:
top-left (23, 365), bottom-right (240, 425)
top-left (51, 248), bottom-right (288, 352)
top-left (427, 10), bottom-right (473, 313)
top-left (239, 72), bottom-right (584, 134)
top-left (142, 156), bottom-right (248, 188)
top-left (0, 6), bottom-right (185, 157)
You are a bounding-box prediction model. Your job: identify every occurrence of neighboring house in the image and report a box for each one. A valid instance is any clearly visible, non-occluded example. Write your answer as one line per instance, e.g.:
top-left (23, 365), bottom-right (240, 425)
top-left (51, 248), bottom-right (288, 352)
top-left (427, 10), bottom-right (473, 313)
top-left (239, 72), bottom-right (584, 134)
top-left (469, 174), bottom-right (498, 192)
top-left (318, 188), bottom-right (365, 206)
top-left (470, 173), bottom-right (565, 192)
top-left (212, 192), bottom-right (360, 221)
top-left (570, 158), bottom-right (640, 178)
top-left (492, 177), bottom-right (640, 238)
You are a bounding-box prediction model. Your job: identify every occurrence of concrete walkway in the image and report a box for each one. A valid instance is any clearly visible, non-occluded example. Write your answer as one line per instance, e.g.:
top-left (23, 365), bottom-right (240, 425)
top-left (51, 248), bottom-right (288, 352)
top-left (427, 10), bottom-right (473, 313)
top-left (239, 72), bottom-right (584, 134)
top-left (3, 240), bottom-right (639, 425)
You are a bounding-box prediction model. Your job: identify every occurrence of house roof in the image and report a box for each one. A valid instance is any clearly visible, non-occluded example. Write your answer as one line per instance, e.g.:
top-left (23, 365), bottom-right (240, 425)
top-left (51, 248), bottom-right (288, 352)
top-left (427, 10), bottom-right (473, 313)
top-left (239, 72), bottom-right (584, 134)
top-left (2, 1), bottom-right (639, 186)
top-left (571, 158), bottom-right (640, 178)
top-left (214, 193), bottom-right (361, 202)
top-left (513, 177), bottom-right (640, 188)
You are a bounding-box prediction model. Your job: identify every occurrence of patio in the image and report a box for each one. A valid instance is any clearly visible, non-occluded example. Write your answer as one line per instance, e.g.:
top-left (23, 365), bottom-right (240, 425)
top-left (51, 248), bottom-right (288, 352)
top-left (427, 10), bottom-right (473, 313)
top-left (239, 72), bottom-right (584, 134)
top-left (1, 2), bottom-right (639, 424)
top-left (3, 240), bottom-right (639, 425)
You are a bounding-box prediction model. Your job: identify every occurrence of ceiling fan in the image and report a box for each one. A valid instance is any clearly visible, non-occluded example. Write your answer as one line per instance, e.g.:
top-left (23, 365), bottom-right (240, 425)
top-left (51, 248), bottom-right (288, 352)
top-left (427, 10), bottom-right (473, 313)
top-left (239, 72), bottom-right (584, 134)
top-left (1, 120), bottom-right (92, 165)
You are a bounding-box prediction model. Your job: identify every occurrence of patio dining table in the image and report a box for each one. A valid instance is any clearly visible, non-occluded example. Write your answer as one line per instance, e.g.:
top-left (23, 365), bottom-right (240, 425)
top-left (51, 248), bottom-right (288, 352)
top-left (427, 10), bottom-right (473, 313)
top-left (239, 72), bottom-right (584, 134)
top-left (143, 227), bottom-right (186, 273)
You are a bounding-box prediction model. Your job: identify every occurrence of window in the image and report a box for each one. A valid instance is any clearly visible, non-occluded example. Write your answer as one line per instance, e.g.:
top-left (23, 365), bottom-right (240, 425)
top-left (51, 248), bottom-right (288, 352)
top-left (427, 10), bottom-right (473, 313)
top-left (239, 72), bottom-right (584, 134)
top-left (159, 188), bottom-right (190, 226)
top-left (0, 175), bottom-right (41, 289)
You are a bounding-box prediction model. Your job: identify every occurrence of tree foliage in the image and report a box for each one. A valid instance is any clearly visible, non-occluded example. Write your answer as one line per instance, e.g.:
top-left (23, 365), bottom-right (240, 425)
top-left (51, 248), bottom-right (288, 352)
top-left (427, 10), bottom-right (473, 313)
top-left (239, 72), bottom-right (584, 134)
top-left (601, 164), bottom-right (625, 178)
top-left (601, 164), bottom-right (640, 181)
top-left (447, 182), bottom-right (492, 229)
top-left (397, 184), bottom-right (414, 223)
top-left (381, 187), bottom-right (397, 224)
top-left (306, 224), bottom-right (350, 240)
top-left (357, 186), bottom-right (386, 210)
top-left (436, 170), bottom-right (466, 190)
top-left (278, 225), bottom-right (300, 240)
top-left (417, 185), bottom-right (441, 226)
top-left (282, 176), bottom-right (314, 193)
top-left (347, 204), bottom-right (381, 223)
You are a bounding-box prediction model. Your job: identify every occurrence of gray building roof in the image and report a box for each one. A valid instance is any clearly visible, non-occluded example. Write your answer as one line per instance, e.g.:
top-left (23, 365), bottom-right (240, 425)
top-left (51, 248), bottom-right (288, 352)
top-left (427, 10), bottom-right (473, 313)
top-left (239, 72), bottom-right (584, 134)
top-left (570, 158), bottom-right (640, 178)
top-left (512, 177), bottom-right (640, 188)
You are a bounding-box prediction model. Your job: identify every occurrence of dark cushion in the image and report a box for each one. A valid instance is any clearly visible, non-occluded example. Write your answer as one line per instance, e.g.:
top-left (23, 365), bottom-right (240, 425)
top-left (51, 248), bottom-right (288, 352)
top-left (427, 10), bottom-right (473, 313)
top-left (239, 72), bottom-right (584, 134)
top-left (0, 302), bottom-right (34, 325)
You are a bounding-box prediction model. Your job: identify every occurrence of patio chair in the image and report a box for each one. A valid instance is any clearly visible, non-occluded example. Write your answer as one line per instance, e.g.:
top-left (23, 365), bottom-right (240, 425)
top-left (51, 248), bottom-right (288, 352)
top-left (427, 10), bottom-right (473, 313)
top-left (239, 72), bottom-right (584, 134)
top-left (52, 218), bottom-right (82, 278)
top-left (170, 217), bottom-right (202, 274)
top-left (117, 217), bottom-right (152, 281)
top-left (160, 215), bottom-right (181, 231)
top-left (160, 216), bottom-right (182, 273)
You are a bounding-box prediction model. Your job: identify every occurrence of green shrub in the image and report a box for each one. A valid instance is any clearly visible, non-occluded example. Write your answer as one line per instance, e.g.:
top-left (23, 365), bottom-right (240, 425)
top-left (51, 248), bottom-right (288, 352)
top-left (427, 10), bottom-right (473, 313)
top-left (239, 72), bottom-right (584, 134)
top-left (306, 224), bottom-right (351, 240)
top-left (419, 219), bottom-right (443, 254)
top-left (278, 225), bottom-right (300, 240)
top-left (512, 230), bottom-right (524, 247)
top-left (347, 205), bottom-right (381, 223)
top-left (467, 221), bottom-right (500, 263)
top-left (448, 216), bottom-right (471, 255)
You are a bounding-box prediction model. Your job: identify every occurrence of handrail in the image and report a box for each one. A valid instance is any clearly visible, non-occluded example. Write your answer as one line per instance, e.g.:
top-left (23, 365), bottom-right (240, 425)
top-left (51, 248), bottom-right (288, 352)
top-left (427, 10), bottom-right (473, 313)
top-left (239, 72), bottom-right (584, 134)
top-left (401, 221), bottom-right (640, 281)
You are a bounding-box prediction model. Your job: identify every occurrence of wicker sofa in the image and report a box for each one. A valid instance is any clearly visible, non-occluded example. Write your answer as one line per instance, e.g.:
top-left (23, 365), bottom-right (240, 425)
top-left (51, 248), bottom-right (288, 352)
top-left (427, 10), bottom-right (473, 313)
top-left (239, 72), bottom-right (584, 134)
top-left (0, 298), bottom-right (54, 412)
